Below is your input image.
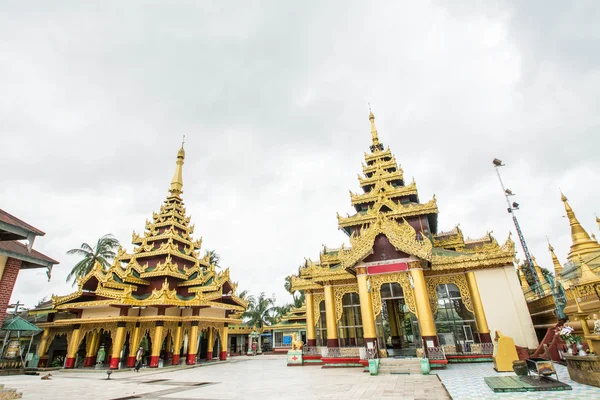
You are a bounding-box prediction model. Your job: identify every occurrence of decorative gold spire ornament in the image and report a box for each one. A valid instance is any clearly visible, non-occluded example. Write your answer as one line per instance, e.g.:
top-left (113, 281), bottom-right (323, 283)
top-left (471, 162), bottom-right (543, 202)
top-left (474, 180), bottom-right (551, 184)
top-left (547, 241), bottom-right (563, 278)
top-left (170, 139), bottom-right (185, 196)
top-left (576, 253), bottom-right (597, 283)
top-left (561, 192), bottom-right (600, 259)
top-left (368, 108), bottom-right (381, 149)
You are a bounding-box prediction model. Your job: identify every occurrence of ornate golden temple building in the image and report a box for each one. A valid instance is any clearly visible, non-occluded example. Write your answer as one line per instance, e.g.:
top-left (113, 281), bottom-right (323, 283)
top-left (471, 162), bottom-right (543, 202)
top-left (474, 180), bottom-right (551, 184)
top-left (290, 111), bottom-right (538, 366)
top-left (34, 146), bottom-right (247, 369)
top-left (519, 194), bottom-right (600, 358)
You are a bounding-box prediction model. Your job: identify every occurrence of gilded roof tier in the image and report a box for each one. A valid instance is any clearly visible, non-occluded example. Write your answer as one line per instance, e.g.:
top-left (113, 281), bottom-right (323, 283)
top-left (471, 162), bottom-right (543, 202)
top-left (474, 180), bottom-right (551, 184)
top-left (51, 146), bottom-right (248, 314)
top-left (289, 111), bottom-right (516, 292)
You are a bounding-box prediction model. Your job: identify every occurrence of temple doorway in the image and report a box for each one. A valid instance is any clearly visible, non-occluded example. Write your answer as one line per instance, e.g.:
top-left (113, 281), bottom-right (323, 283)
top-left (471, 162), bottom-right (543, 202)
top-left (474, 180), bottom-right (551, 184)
top-left (378, 282), bottom-right (420, 357)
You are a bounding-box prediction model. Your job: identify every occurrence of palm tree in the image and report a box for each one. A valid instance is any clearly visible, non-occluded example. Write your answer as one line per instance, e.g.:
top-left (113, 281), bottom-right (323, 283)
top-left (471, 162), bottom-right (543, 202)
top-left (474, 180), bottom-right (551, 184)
top-left (66, 234), bottom-right (119, 285)
top-left (293, 291), bottom-right (305, 308)
top-left (237, 289), bottom-right (251, 301)
top-left (243, 292), bottom-right (274, 328)
top-left (205, 249), bottom-right (221, 269)
top-left (284, 275), bottom-right (292, 293)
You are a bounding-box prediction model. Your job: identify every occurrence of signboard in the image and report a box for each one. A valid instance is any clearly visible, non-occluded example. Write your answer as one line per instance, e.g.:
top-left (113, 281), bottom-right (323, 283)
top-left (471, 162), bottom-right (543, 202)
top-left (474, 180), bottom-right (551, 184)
top-left (283, 335), bottom-right (292, 345)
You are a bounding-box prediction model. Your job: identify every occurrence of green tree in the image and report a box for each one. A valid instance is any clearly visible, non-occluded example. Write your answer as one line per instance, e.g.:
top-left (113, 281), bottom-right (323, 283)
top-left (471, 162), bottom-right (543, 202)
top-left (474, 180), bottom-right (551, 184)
top-left (66, 234), bottom-right (119, 285)
top-left (205, 249), bottom-right (221, 269)
top-left (243, 292), bottom-right (274, 328)
top-left (293, 291), bottom-right (305, 308)
top-left (237, 289), bottom-right (250, 301)
top-left (284, 275), bottom-right (292, 293)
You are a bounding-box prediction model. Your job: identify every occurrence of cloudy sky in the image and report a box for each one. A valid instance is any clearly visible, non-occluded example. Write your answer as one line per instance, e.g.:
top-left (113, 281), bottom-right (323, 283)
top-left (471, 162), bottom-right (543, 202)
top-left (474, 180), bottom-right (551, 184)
top-left (2, 1), bottom-right (599, 309)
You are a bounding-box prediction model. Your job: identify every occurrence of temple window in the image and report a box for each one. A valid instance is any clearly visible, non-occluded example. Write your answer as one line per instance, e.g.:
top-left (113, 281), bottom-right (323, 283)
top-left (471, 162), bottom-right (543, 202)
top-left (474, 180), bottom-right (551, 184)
top-left (434, 283), bottom-right (479, 349)
top-left (338, 293), bottom-right (364, 347)
top-left (316, 300), bottom-right (327, 346)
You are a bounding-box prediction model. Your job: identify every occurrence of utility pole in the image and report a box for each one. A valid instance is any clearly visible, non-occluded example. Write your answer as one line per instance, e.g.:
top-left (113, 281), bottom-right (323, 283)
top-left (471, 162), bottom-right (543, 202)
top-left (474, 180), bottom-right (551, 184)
top-left (493, 159), bottom-right (544, 296)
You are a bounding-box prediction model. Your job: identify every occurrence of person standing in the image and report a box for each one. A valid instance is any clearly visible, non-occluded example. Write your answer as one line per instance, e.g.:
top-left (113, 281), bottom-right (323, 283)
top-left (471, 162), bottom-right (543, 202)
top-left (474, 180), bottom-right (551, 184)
top-left (134, 347), bottom-right (144, 372)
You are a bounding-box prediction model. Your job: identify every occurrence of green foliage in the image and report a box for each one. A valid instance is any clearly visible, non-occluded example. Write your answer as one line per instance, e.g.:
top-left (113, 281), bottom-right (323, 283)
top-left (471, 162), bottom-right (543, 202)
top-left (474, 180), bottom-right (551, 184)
top-left (50, 355), bottom-right (64, 368)
top-left (66, 234), bottom-right (120, 285)
top-left (204, 249), bottom-right (221, 269)
top-left (243, 292), bottom-right (274, 328)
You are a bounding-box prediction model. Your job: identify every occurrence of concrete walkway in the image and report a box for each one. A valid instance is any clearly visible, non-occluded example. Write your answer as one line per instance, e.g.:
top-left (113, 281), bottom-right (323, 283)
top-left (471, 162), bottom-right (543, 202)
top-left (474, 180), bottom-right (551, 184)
top-left (1, 355), bottom-right (449, 399)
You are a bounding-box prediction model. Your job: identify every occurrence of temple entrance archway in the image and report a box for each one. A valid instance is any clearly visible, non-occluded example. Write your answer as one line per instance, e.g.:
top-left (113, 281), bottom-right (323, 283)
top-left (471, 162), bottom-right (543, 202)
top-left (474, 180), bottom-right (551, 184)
top-left (378, 282), bottom-right (420, 357)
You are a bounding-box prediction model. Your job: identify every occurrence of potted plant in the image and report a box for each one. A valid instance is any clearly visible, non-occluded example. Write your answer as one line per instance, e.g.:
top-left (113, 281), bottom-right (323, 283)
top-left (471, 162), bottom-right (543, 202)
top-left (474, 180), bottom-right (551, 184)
top-left (559, 326), bottom-right (576, 355)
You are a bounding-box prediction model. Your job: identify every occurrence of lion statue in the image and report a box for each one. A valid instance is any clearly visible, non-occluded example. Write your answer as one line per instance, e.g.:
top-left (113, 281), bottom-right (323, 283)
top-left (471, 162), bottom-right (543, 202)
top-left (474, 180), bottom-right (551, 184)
top-left (291, 332), bottom-right (304, 351)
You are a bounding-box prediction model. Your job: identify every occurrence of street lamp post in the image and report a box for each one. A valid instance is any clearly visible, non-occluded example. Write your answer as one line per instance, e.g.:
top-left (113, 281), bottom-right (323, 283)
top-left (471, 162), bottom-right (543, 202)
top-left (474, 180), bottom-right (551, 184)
top-left (492, 158), bottom-right (544, 296)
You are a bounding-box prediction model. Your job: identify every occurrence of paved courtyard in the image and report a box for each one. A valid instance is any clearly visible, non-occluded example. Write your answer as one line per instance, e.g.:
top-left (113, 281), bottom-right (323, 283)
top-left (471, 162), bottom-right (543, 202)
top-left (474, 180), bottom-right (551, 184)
top-left (1, 355), bottom-right (449, 400)
top-left (434, 361), bottom-right (600, 400)
top-left (2, 356), bottom-right (600, 399)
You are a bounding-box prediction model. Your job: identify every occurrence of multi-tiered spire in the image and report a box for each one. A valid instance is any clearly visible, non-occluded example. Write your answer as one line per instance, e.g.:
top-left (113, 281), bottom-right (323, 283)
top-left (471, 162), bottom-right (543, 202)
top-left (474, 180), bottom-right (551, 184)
top-left (53, 145), bottom-right (247, 311)
top-left (119, 143), bottom-right (211, 278)
top-left (337, 110), bottom-right (438, 236)
top-left (561, 192), bottom-right (600, 260)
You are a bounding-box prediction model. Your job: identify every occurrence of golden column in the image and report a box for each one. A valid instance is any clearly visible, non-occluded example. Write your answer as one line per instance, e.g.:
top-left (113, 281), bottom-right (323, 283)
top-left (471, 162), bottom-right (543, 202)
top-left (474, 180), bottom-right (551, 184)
top-left (109, 322), bottom-right (127, 369)
top-left (37, 327), bottom-right (51, 367)
top-left (323, 282), bottom-right (339, 347)
top-left (356, 268), bottom-right (378, 348)
top-left (65, 324), bottom-right (82, 369)
top-left (150, 321), bottom-right (164, 368)
top-left (207, 327), bottom-right (215, 360)
top-left (37, 327), bottom-right (51, 357)
top-left (187, 321), bottom-right (199, 365)
top-left (220, 325), bottom-right (229, 360)
top-left (83, 330), bottom-right (99, 367)
top-left (171, 322), bottom-right (183, 365)
top-left (465, 271), bottom-right (492, 343)
top-left (409, 262), bottom-right (439, 347)
top-left (127, 323), bottom-right (141, 367)
top-left (305, 291), bottom-right (317, 347)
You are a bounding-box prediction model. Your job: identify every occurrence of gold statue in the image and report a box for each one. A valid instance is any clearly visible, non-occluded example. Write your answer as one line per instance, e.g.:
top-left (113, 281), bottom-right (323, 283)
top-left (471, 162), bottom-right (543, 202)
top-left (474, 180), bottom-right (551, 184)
top-left (593, 314), bottom-right (600, 335)
top-left (291, 333), bottom-right (304, 351)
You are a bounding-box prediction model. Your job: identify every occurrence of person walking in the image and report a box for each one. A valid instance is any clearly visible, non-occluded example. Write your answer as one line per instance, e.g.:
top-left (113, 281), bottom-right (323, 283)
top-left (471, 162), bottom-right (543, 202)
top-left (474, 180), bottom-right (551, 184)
top-left (134, 347), bottom-right (144, 372)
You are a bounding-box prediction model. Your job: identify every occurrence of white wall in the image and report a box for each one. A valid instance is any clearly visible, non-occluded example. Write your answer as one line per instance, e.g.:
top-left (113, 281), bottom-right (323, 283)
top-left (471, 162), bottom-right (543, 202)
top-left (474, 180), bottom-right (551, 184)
top-left (474, 266), bottom-right (539, 349)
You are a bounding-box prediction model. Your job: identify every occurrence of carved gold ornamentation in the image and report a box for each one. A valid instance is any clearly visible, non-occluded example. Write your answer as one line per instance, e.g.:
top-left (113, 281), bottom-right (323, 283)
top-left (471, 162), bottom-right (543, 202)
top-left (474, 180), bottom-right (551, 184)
top-left (425, 274), bottom-right (474, 315)
top-left (339, 214), bottom-right (432, 269)
top-left (313, 293), bottom-right (325, 325)
top-left (334, 285), bottom-right (359, 321)
top-left (368, 273), bottom-right (416, 316)
top-left (338, 198), bottom-right (438, 228)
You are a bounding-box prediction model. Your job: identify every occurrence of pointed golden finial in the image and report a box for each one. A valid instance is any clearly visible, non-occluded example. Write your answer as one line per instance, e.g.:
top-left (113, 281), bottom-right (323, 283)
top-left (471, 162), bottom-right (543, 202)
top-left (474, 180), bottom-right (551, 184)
top-left (576, 253), bottom-right (598, 283)
top-left (561, 192), bottom-right (600, 260)
top-left (596, 214), bottom-right (600, 230)
top-left (368, 105), bottom-right (381, 148)
top-left (170, 138), bottom-right (185, 196)
top-left (547, 238), bottom-right (563, 278)
top-left (517, 266), bottom-right (532, 298)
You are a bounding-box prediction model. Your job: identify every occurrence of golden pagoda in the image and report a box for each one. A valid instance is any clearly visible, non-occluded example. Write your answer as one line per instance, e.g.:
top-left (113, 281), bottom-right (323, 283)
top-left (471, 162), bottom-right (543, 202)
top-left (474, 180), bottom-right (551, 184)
top-left (521, 193), bottom-right (600, 358)
top-left (289, 111), bottom-right (534, 367)
top-left (34, 145), bottom-right (248, 369)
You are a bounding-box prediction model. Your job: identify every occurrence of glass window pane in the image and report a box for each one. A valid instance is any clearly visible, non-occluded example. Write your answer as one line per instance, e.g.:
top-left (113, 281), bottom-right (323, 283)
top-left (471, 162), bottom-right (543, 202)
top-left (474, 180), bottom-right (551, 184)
top-left (390, 283), bottom-right (403, 298)
top-left (436, 285), bottom-right (448, 298)
top-left (447, 284), bottom-right (460, 298)
top-left (381, 283), bottom-right (392, 299)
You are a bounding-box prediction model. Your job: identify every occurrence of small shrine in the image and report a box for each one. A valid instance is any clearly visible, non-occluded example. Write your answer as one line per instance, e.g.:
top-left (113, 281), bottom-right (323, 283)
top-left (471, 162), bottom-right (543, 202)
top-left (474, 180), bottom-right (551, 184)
top-left (34, 145), bottom-right (248, 369)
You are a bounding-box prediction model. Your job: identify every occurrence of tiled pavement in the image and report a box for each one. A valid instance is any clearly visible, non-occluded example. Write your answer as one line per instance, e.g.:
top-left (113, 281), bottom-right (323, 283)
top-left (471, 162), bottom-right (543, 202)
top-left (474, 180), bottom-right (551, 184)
top-left (434, 361), bottom-right (600, 400)
top-left (2, 356), bottom-right (599, 399)
top-left (0, 355), bottom-right (449, 400)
